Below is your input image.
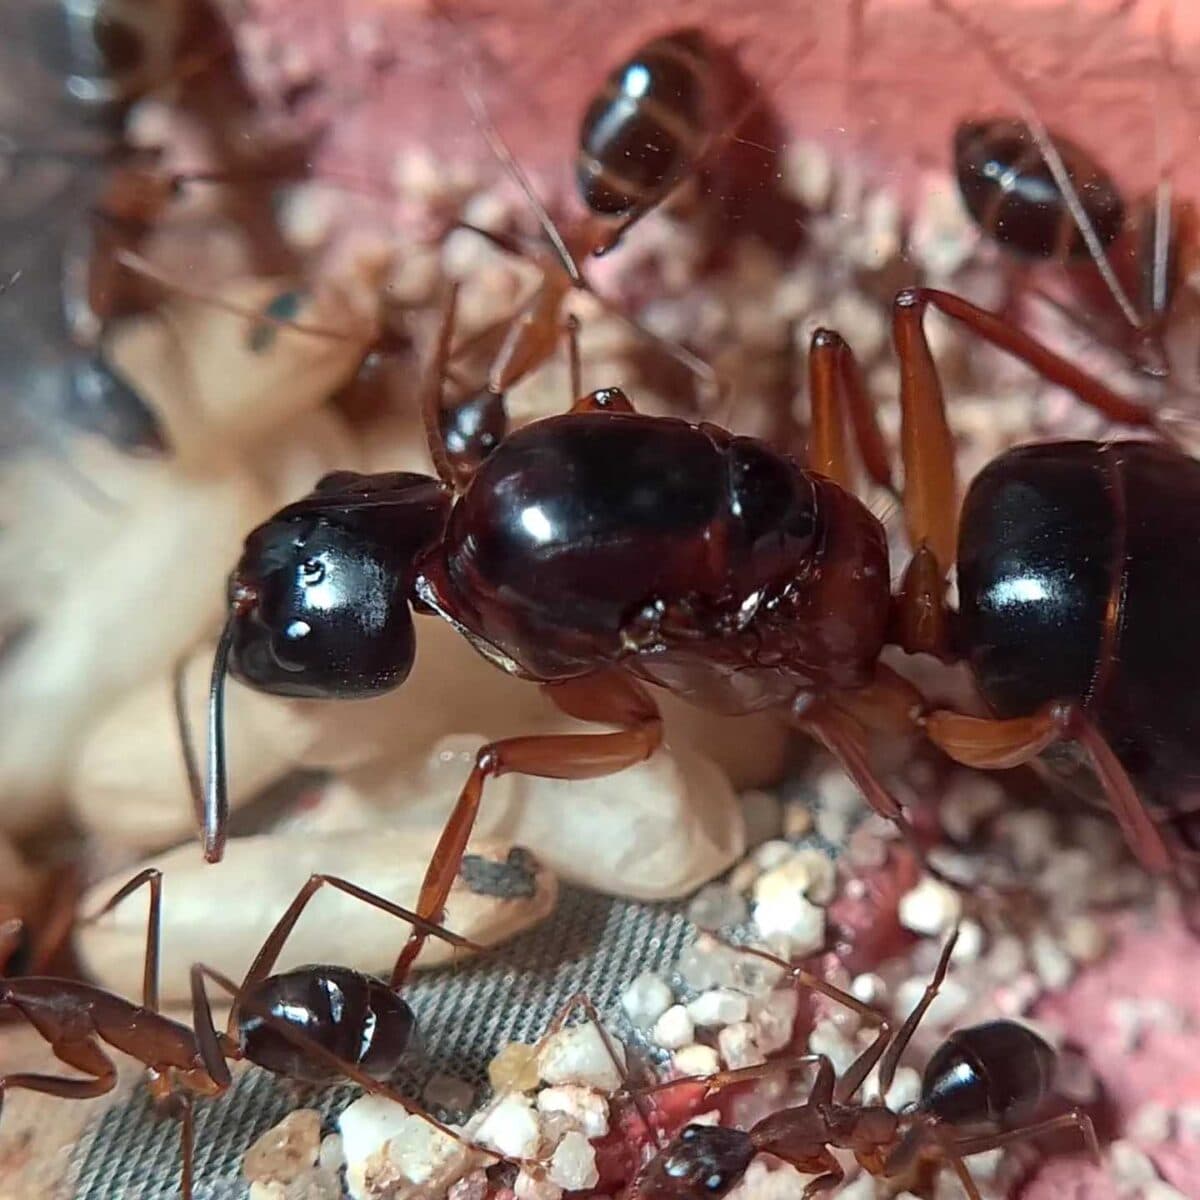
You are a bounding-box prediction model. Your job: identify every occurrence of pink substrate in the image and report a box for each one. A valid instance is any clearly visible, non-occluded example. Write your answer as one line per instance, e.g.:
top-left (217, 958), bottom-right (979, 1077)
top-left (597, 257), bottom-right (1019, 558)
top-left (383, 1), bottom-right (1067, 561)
top-left (234, 0), bottom-right (1200, 218)
top-left (1024, 909), bottom-right (1200, 1198)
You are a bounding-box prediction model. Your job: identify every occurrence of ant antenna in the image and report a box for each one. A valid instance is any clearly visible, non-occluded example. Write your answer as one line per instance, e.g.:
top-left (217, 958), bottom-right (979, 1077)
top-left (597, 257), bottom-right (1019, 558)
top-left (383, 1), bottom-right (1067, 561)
top-left (459, 76), bottom-right (584, 287)
top-left (565, 313), bottom-right (582, 400)
top-left (203, 616), bottom-right (237, 863)
top-left (931, 0), bottom-right (1143, 332)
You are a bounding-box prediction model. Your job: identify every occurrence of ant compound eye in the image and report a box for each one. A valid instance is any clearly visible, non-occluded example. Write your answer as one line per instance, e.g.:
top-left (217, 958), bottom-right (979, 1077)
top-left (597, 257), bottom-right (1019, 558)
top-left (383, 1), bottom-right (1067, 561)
top-left (300, 558), bottom-right (325, 586)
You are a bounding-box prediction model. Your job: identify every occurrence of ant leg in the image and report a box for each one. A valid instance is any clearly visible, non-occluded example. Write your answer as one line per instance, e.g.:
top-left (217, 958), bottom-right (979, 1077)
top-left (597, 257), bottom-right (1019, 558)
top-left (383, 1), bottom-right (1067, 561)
top-left (807, 329), bottom-right (896, 496)
top-left (637, 1053), bottom-right (834, 1103)
top-left (79, 868), bottom-right (162, 1013)
top-left (791, 699), bottom-right (907, 825)
top-left (566, 313), bottom-right (582, 402)
top-left (394, 670), bottom-right (662, 979)
top-left (795, 1154), bottom-right (843, 1199)
top-left (924, 701), bottom-right (1173, 873)
top-left (224, 872), bottom-right (483, 1036)
top-left (947, 1108), bottom-right (1101, 1162)
top-left (875, 928), bottom-right (960, 1099)
top-left (696, 935), bottom-right (890, 1102)
top-left (0, 1038), bottom-right (118, 1117)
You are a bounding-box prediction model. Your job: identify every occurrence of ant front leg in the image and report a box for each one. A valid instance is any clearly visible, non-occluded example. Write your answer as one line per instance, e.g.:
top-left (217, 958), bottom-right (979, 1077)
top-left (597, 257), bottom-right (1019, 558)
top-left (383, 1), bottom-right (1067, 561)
top-left (394, 669), bottom-right (663, 978)
top-left (80, 868), bottom-right (163, 1011)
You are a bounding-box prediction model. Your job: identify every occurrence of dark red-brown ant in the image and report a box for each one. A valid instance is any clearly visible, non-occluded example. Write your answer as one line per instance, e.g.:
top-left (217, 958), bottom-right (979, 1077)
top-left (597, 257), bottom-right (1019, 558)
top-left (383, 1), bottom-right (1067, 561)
top-left (204, 261), bottom-right (1193, 989)
top-left (631, 931), bottom-right (1098, 1199)
top-left (939, 0), bottom-right (1199, 388)
top-left (0, 866), bottom-right (504, 1198)
top-left (435, 24), bottom-right (799, 462)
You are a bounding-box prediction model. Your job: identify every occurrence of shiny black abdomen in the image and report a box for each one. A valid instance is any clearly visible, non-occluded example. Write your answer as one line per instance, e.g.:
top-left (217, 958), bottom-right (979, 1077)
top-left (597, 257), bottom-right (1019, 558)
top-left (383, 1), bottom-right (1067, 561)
top-left (433, 413), bottom-right (819, 677)
top-left (954, 120), bottom-right (1124, 259)
top-left (237, 965), bottom-right (414, 1084)
top-left (576, 31), bottom-right (707, 216)
top-left (958, 440), bottom-right (1200, 803)
top-left (921, 1020), bottom-right (1055, 1126)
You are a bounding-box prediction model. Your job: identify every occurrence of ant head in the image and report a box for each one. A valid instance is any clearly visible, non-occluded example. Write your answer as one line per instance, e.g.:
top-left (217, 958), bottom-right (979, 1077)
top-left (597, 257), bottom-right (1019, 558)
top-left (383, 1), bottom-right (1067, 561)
top-left (635, 1124), bottom-right (755, 1199)
top-left (226, 471), bottom-right (452, 698)
top-left (201, 471), bottom-right (451, 861)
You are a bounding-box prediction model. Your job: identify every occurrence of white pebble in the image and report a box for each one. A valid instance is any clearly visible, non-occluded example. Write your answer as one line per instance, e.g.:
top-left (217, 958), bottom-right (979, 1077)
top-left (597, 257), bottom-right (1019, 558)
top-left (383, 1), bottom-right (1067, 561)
top-left (514, 1170), bottom-right (563, 1200)
top-left (754, 850), bottom-right (836, 907)
top-left (1177, 1104), bottom-right (1200, 1142)
top-left (753, 890), bottom-right (826, 955)
top-left (548, 1131), bottom-right (600, 1191)
top-left (807, 1019), bottom-right (859, 1076)
top-left (782, 803), bottom-right (813, 839)
top-left (950, 919), bottom-right (985, 964)
top-left (1140, 1183), bottom-right (1188, 1200)
top-left (537, 1023), bottom-right (627, 1093)
top-left (884, 1066), bottom-right (922, 1113)
top-left (673, 1044), bottom-right (721, 1077)
top-left (1030, 930), bottom-right (1075, 991)
top-left (678, 936), bottom-right (738, 990)
top-left (898, 877), bottom-right (963, 936)
top-left (423, 1072), bottom-right (474, 1115)
top-left (718, 1022), bottom-right (765, 1070)
top-left (750, 988), bottom-right (799, 1056)
top-left (1109, 1139), bottom-right (1159, 1187)
top-left (1129, 1103), bottom-right (1174, 1145)
top-left (1062, 915), bottom-right (1109, 963)
top-left (815, 805), bottom-right (851, 845)
top-left (999, 810), bottom-right (1057, 870)
top-left (938, 775), bottom-right (1005, 842)
top-left (474, 1094), bottom-right (541, 1159)
top-left (784, 140), bottom-right (834, 209)
top-left (688, 989), bottom-right (750, 1028)
top-left (621, 972), bottom-right (674, 1029)
top-left (652, 1005), bottom-right (696, 1051)
top-left (895, 974), bottom-right (970, 1030)
top-left (338, 1098), bottom-right (472, 1200)
top-left (536, 1086), bottom-right (609, 1140)
top-left (753, 840), bottom-right (795, 870)
top-left (688, 883), bottom-right (749, 929)
top-left (850, 973), bottom-right (887, 1006)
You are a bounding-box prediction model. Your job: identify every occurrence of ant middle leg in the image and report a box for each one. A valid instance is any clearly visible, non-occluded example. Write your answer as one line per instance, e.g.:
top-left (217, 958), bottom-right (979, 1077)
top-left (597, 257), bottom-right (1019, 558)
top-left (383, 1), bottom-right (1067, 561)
top-left (394, 669), bottom-right (663, 978)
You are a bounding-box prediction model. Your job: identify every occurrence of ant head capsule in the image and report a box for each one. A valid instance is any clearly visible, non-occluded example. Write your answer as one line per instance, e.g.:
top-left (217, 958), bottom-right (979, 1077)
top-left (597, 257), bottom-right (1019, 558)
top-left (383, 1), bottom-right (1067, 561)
top-left (203, 471), bottom-right (452, 862)
top-left (229, 516), bottom-right (415, 700)
top-left (226, 471), bottom-right (452, 697)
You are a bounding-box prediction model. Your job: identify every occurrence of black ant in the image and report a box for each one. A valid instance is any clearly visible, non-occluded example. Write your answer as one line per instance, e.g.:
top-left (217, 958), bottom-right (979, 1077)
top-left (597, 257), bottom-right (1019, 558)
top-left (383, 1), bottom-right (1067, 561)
top-left (631, 931), bottom-right (1099, 1199)
top-left (0, 865), bottom-right (509, 1198)
top-left (205, 247), bottom-right (1197, 999)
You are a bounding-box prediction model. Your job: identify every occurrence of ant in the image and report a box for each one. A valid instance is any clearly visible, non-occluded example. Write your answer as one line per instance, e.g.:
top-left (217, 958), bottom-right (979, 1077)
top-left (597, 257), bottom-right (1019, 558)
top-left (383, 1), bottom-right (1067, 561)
top-left (0, 866), bottom-right (510, 1198)
top-left (434, 24), bottom-right (797, 464)
top-left (940, 0), bottom-right (1199, 389)
top-left (205, 250), bottom-right (1192, 995)
top-left (630, 930), bottom-right (1099, 1198)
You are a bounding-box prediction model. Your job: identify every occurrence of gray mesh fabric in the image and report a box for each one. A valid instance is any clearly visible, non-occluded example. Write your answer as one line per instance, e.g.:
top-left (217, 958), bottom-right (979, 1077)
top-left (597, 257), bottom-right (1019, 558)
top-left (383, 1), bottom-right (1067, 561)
top-left (68, 886), bottom-right (691, 1199)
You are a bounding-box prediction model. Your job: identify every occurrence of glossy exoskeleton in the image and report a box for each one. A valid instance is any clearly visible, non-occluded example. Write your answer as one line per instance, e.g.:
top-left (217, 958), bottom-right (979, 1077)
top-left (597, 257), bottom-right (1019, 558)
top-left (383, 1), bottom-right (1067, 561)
top-left (954, 119), bottom-right (1125, 261)
top-left (953, 116), bottom-right (1198, 381)
top-left (0, 868), bottom-right (490, 1199)
top-left (632, 934), bottom-right (1094, 1200)
top-left (205, 278), bottom-right (1187, 970)
top-left (576, 29), bottom-right (715, 220)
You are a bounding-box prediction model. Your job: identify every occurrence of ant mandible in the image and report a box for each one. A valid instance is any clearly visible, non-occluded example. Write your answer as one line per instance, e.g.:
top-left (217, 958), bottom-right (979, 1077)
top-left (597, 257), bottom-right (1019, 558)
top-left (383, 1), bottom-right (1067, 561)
top-left (206, 252), bottom-right (1186, 986)
top-left (631, 930), bottom-right (1099, 1199)
top-left (0, 866), bottom-right (506, 1198)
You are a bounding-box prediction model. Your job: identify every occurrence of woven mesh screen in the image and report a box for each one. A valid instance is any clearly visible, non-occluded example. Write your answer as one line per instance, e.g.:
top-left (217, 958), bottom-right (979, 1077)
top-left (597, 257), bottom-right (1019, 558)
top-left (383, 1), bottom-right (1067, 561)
top-left (67, 886), bottom-right (693, 1199)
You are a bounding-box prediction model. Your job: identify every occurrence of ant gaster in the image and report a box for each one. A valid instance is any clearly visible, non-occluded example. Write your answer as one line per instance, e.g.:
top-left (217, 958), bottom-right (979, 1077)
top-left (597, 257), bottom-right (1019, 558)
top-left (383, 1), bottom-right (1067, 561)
top-left (207, 265), bottom-right (1186, 986)
top-left (0, 867), bottom-right (505, 1198)
top-left (631, 931), bottom-right (1098, 1199)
